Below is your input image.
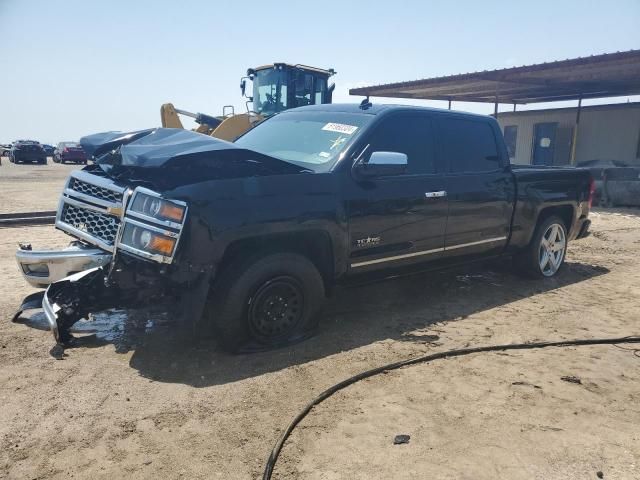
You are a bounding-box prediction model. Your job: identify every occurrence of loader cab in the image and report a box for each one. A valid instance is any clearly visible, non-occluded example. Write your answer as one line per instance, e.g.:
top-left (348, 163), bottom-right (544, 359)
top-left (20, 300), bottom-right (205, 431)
top-left (241, 63), bottom-right (336, 117)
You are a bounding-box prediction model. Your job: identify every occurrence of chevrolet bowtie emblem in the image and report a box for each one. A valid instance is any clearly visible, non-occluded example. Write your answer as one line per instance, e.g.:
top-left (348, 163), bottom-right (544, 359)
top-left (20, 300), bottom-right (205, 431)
top-left (107, 206), bottom-right (123, 216)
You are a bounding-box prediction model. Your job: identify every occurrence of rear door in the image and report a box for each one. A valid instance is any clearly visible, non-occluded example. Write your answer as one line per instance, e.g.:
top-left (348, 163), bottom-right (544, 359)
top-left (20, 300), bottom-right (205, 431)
top-left (345, 112), bottom-right (448, 271)
top-left (435, 115), bottom-right (514, 258)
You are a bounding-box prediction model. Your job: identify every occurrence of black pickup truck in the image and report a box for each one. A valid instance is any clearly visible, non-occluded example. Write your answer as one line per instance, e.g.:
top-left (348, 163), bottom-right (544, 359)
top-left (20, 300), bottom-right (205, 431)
top-left (15, 104), bottom-right (593, 351)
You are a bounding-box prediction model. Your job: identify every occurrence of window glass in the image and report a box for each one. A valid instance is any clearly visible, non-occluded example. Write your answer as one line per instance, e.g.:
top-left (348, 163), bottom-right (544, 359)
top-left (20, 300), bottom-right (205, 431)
top-left (503, 125), bottom-right (518, 159)
top-left (252, 69), bottom-right (288, 115)
top-left (437, 117), bottom-right (500, 172)
top-left (315, 77), bottom-right (327, 105)
top-left (365, 114), bottom-right (435, 174)
top-left (292, 72), bottom-right (313, 107)
top-left (235, 111), bottom-right (372, 172)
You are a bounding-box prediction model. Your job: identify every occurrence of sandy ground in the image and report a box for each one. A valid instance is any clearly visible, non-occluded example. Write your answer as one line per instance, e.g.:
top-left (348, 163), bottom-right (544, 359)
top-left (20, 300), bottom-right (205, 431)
top-left (0, 158), bottom-right (80, 213)
top-left (1, 165), bottom-right (640, 479)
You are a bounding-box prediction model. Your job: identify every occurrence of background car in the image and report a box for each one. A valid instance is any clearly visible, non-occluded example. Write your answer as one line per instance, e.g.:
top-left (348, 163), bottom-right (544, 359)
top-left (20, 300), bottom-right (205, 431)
top-left (10, 140), bottom-right (47, 164)
top-left (54, 141), bottom-right (87, 164)
top-left (576, 159), bottom-right (632, 206)
top-left (0, 144), bottom-right (12, 156)
top-left (42, 144), bottom-right (55, 157)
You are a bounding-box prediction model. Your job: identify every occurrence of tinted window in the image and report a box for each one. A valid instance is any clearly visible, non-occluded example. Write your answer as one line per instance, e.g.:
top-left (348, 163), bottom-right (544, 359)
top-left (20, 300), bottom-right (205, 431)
top-left (437, 117), bottom-right (500, 173)
top-left (365, 114), bottom-right (435, 174)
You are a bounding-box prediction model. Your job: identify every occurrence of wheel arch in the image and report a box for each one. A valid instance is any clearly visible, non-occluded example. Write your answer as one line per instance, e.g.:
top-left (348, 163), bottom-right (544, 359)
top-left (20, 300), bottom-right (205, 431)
top-left (218, 230), bottom-right (335, 293)
top-left (535, 205), bottom-right (574, 236)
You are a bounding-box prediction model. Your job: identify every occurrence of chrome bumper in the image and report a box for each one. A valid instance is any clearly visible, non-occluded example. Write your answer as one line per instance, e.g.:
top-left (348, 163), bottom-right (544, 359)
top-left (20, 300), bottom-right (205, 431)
top-left (16, 242), bottom-right (112, 288)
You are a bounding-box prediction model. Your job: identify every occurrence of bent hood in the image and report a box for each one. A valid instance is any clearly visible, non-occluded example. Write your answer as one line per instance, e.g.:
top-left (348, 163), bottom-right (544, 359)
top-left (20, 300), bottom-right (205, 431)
top-left (80, 128), bottom-right (307, 189)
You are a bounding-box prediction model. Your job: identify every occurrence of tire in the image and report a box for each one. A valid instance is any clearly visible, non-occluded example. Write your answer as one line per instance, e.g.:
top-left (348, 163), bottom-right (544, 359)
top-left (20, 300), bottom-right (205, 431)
top-left (202, 252), bottom-right (325, 352)
top-left (514, 215), bottom-right (568, 278)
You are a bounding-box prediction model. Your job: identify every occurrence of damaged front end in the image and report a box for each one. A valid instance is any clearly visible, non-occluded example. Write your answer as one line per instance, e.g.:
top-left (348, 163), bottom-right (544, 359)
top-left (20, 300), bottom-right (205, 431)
top-left (14, 127), bottom-right (305, 350)
top-left (14, 164), bottom-right (194, 347)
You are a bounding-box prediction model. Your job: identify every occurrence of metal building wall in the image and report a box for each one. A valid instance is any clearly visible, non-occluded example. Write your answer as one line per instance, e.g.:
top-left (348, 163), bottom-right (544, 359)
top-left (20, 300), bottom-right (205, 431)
top-left (497, 103), bottom-right (640, 165)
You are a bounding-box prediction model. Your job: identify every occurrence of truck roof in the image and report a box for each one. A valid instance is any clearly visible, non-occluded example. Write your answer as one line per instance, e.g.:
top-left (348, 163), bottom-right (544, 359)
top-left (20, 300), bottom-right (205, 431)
top-left (289, 103), bottom-right (492, 120)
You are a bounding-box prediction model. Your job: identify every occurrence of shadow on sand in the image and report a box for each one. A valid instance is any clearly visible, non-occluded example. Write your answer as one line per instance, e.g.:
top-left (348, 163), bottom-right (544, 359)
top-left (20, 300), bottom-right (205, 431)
top-left (18, 260), bottom-right (609, 386)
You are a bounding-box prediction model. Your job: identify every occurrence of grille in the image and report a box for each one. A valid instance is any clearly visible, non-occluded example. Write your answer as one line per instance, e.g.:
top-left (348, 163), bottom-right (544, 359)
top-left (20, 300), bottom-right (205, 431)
top-left (61, 204), bottom-right (120, 245)
top-left (69, 178), bottom-right (123, 203)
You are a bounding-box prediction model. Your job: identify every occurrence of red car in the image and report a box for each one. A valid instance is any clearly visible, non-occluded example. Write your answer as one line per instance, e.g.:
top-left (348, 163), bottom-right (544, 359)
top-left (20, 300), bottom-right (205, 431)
top-left (54, 142), bottom-right (87, 164)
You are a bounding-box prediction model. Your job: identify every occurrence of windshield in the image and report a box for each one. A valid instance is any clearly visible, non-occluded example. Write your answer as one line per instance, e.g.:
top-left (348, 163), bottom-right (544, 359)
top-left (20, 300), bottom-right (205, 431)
top-left (252, 69), bottom-right (287, 116)
top-left (235, 111), bottom-right (372, 172)
top-left (62, 142), bottom-right (80, 148)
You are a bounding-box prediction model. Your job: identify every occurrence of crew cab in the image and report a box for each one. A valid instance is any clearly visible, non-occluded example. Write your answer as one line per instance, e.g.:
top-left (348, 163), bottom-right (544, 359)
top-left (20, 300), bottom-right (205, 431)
top-left (15, 104), bottom-right (593, 351)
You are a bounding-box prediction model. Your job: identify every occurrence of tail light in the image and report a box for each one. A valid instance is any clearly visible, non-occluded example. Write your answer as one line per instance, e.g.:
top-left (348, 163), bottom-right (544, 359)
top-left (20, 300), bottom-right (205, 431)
top-left (64, 148), bottom-right (69, 152)
top-left (588, 177), bottom-right (596, 209)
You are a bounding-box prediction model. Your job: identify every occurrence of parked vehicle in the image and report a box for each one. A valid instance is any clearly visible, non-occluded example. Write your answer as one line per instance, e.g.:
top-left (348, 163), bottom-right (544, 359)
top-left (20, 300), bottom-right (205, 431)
top-left (42, 144), bottom-right (55, 157)
top-left (602, 166), bottom-right (640, 207)
top-left (54, 142), bottom-right (87, 164)
top-left (15, 104), bottom-right (593, 351)
top-left (576, 160), bottom-right (638, 206)
top-left (10, 140), bottom-right (47, 164)
top-left (0, 144), bottom-right (12, 156)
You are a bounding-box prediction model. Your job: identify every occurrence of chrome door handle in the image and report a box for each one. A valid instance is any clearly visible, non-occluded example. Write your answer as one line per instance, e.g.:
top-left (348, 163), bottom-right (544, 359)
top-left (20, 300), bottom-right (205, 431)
top-left (425, 190), bottom-right (447, 198)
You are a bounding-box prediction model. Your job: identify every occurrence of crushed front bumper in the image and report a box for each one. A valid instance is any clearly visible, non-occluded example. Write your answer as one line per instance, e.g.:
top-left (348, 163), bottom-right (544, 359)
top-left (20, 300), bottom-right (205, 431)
top-left (41, 268), bottom-right (107, 343)
top-left (16, 242), bottom-right (112, 288)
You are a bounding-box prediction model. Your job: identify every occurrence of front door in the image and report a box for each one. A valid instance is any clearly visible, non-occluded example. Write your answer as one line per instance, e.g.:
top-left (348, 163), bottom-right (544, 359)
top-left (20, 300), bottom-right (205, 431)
top-left (345, 113), bottom-right (448, 271)
top-left (532, 122), bottom-right (558, 166)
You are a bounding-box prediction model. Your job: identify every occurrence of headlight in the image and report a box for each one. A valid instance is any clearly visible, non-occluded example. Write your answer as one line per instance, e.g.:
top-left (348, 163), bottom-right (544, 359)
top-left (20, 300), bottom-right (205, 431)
top-left (129, 191), bottom-right (186, 225)
top-left (117, 187), bottom-right (188, 264)
top-left (120, 222), bottom-right (177, 258)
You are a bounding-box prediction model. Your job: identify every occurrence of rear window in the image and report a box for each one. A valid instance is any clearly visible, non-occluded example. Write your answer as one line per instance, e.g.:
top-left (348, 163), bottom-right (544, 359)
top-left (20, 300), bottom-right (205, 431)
top-left (437, 118), bottom-right (501, 173)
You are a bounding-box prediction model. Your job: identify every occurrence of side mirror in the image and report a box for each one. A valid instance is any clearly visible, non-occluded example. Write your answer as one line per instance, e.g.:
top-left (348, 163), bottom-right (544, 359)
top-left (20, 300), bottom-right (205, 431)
top-left (353, 151), bottom-right (408, 178)
top-left (240, 77), bottom-right (249, 97)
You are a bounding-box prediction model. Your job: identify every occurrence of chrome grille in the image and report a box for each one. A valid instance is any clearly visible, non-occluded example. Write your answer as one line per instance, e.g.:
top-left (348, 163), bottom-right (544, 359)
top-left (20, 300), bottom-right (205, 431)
top-left (69, 177), bottom-right (123, 203)
top-left (61, 204), bottom-right (120, 245)
top-left (56, 171), bottom-right (127, 252)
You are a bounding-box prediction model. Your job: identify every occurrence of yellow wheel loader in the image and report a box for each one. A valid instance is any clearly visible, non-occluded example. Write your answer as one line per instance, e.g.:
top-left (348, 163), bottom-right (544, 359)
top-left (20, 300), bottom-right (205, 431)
top-left (160, 63), bottom-right (336, 142)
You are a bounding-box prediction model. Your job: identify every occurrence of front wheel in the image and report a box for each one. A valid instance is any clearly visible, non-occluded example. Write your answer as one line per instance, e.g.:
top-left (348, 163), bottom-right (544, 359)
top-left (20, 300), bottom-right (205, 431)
top-left (514, 216), bottom-right (568, 278)
top-left (202, 252), bottom-right (325, 352)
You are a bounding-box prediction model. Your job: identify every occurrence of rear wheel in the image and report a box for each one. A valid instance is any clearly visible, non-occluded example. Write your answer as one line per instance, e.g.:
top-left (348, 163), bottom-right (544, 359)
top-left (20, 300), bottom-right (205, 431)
top-left (202, 252), bottom-right (325, 352)
top-left (514, 215), bottom-right (567, 278)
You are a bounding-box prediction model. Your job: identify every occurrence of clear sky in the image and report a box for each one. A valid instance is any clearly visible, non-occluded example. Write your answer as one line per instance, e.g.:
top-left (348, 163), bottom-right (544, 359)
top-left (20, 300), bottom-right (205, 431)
top-left (1, 0), bottom-right (639, 144)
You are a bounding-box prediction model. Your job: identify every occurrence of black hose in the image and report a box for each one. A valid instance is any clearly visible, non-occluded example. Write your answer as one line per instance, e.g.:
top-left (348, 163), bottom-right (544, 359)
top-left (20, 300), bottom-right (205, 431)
top-left (263, 335), bottom-right (640, 479)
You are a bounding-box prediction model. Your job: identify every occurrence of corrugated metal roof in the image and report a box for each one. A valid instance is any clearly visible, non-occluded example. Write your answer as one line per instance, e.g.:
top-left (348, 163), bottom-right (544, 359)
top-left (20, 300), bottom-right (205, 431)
top-left (350, 50), bottom-right (640, 104)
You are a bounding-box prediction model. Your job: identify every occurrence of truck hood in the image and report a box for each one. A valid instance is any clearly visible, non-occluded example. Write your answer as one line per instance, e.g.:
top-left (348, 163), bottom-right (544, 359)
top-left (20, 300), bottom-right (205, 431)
top-left (80, 128), bottom-right (308, 189)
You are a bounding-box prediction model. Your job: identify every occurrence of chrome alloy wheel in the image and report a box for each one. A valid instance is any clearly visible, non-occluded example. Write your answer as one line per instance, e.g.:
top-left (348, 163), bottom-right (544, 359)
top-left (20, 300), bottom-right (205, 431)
top-left (539, 223), bottom-right (566, 276)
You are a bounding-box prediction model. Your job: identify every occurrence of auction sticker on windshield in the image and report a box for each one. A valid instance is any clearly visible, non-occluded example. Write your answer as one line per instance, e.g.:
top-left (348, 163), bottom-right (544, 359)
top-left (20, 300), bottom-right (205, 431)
top-left (322, 123), bottom-right (358, 135)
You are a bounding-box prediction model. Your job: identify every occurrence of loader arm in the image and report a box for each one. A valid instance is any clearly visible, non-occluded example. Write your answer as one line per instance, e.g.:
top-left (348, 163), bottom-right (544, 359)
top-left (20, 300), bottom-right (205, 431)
top-left (160, 103), bottom-right (185, 129)
top-left (210, 113), bottom-right (264, 142)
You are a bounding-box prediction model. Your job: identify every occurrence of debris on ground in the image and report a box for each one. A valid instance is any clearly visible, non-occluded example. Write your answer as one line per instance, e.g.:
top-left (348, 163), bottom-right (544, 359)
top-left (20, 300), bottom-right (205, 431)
top-left (393, 434), bottom-right (410, 445)
top-left (560, 375), bottom-right (583, 384)
top-left (511, 381), bottom-right (542, 389)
